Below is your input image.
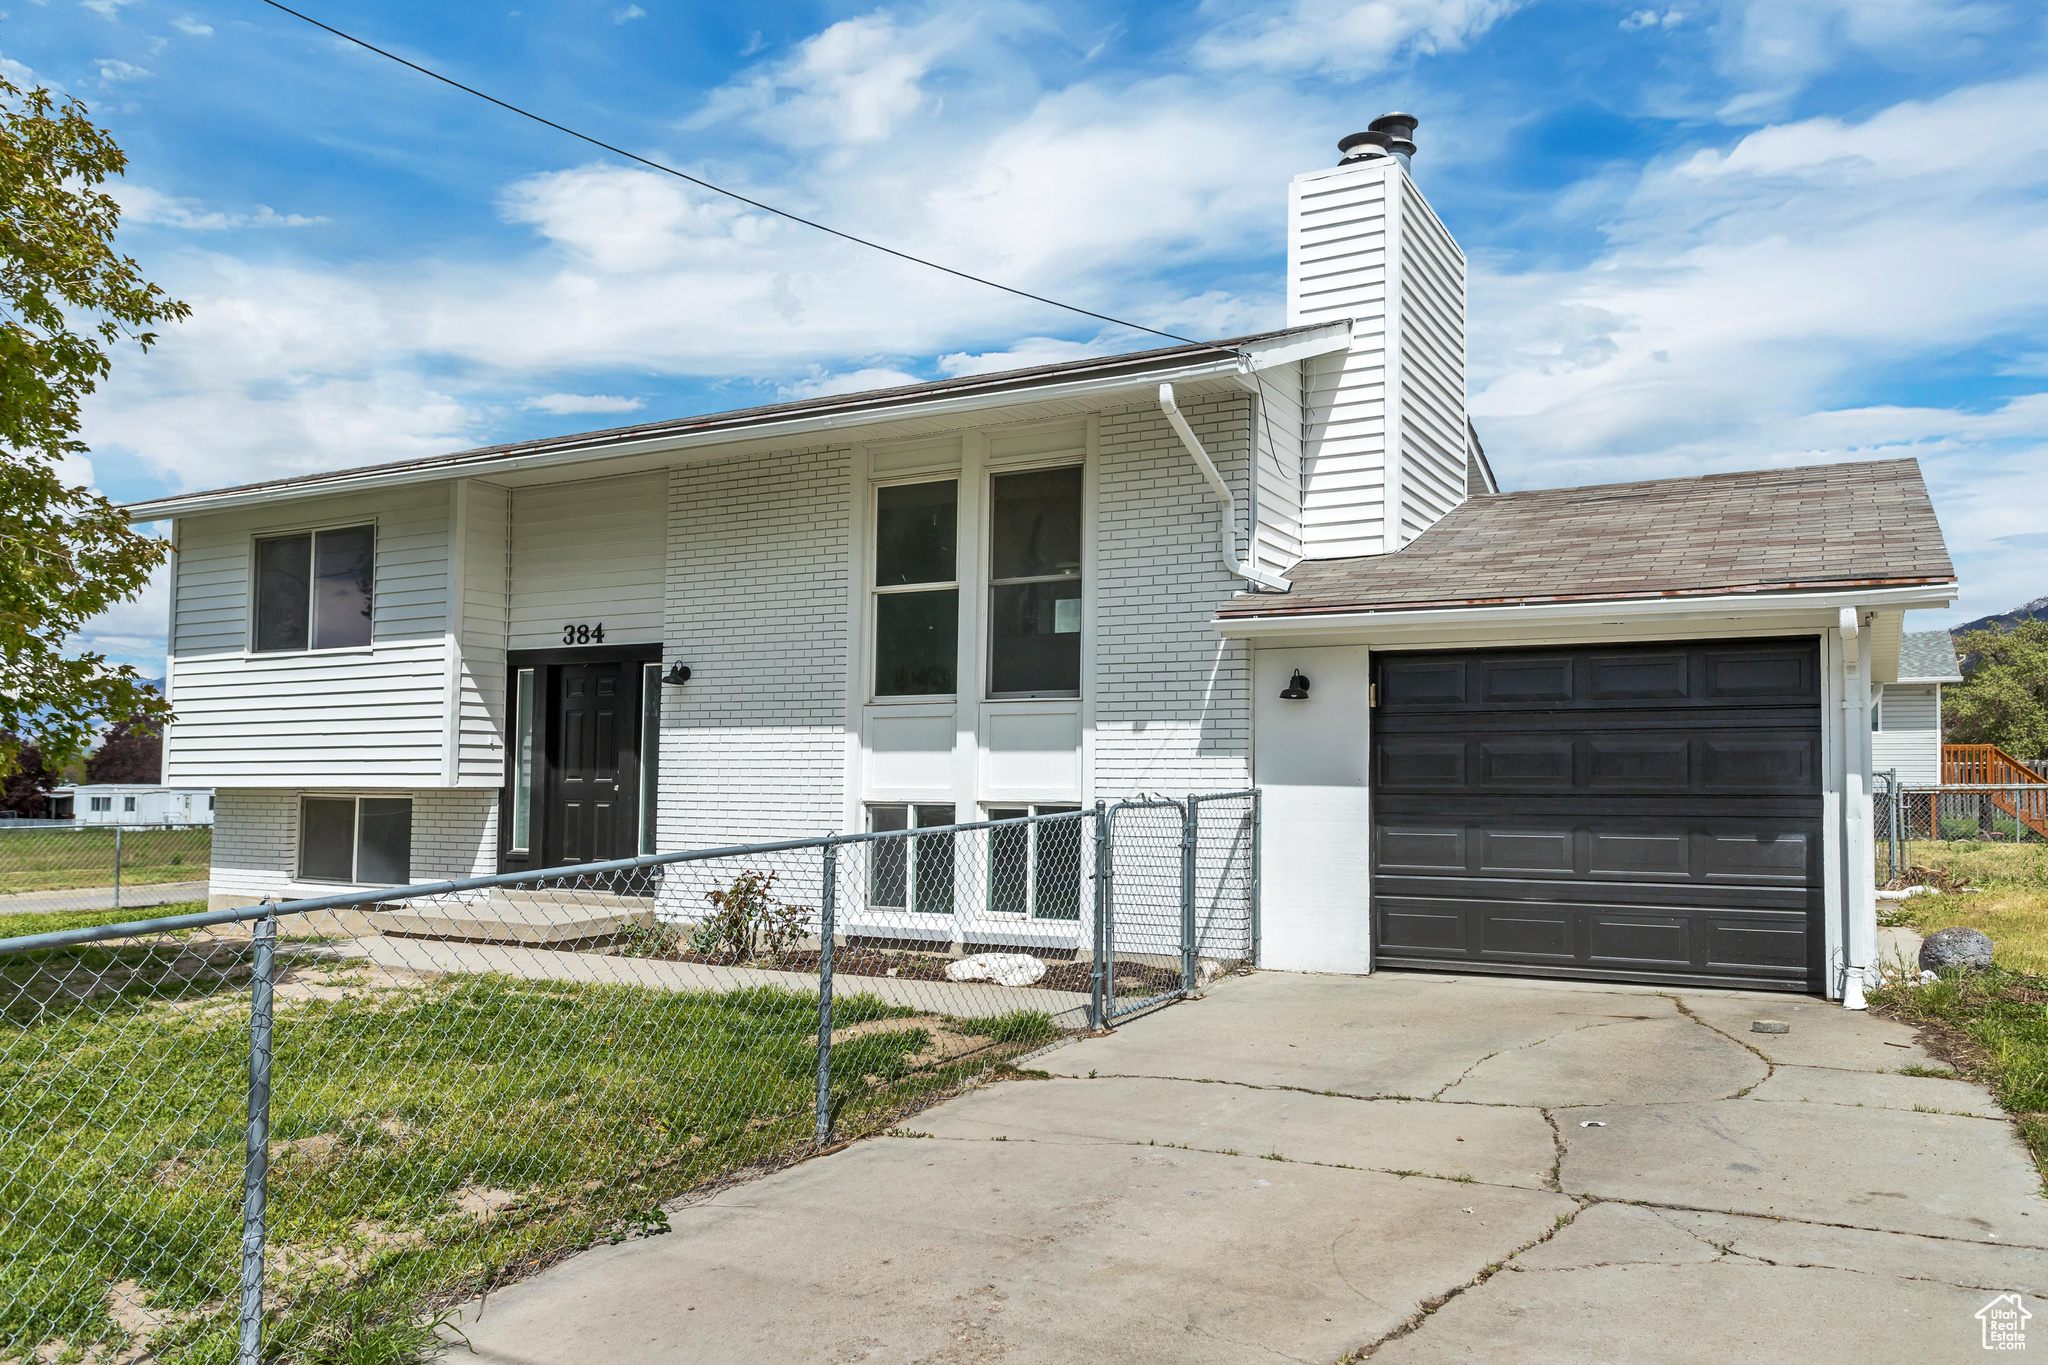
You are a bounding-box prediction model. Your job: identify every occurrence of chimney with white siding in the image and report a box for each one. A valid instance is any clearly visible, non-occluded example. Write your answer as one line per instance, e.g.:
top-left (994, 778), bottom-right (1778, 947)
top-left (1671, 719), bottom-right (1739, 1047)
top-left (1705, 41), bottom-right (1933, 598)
top-left (1288, 115), bottom-right (1469, 558)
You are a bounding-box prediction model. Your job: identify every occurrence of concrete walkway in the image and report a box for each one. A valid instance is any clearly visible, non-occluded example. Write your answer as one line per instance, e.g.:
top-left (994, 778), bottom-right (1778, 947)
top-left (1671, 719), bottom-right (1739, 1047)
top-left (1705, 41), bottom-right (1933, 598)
top-left (450, 970), bottom-right (2044, 1363)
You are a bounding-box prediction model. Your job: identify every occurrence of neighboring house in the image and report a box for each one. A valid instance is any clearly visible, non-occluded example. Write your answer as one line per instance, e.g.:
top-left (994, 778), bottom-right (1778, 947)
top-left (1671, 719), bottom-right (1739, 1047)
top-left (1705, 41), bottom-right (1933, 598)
top-left (1871, 630), bottom-right (1962, 785)
top-left (125, 116), bottom-right (1957, 1000)
top-left (49, 785), bottom-right (216, 825)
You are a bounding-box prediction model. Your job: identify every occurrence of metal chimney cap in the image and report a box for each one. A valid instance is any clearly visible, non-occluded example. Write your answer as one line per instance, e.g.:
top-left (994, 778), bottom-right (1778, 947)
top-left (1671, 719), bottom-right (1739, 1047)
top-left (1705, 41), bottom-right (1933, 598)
top-left (1368, 112), bottom-right (1419, 155)
top-left (1337, 129), bottom-right (1393, 163)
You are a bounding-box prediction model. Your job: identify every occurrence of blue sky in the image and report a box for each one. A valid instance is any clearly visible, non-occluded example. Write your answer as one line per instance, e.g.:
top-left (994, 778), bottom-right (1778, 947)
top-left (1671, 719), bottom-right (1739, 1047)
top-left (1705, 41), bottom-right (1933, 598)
top-left (7, 0), bottom-right (2046, 672)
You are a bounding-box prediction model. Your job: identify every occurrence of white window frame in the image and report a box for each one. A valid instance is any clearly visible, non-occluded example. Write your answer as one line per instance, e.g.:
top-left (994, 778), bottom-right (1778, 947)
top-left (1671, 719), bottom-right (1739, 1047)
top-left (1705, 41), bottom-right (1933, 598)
top-left (248, 519), bottom-right (379, 657)
top-left (640, 662), bottom-right (662, 855)
top-left (865, 802), bottom-right (956, 913)
top-left (297, 794), bottom-right (413, 885)
top-left (90, 796), bottom-right (111, 812)
top-left (509, 667), bottom-right (536, 853)
top-left (869, 477), bottom-right (961, 703)
top-left (983, 804), bottom-right (1084, 919)
top-left (983, 460), bottom-right (1085, 701)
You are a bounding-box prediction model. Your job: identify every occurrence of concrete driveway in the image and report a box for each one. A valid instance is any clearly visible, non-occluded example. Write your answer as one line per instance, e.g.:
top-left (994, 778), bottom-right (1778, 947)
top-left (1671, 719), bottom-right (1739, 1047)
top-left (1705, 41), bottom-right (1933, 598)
top-left (452, 971), bottom-right (2045, 1363)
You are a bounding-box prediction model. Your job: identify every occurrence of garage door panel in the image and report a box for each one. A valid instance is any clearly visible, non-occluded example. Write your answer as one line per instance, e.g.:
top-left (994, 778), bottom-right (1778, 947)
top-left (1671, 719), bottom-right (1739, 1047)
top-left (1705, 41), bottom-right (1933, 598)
top-left (1372, 638), bottom-right (1824, 993)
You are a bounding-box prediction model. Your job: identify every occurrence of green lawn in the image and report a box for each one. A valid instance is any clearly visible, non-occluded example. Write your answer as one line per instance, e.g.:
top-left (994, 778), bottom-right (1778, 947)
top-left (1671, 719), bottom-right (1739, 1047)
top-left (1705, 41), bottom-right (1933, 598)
top-left (0, 902), bottom-right (206, 942)
top-left (0, 825), bottom-right (211, 894)
top-left (0, 946), bottom-right (1055, 1364)
top-left (1871, 840), bottom-right (2048, 1187)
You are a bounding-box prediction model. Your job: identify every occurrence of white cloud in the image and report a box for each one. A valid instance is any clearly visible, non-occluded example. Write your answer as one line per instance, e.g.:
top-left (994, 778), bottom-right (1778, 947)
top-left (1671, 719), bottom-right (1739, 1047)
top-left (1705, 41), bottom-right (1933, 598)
top-left (79, 0), bottom-right (139, 17)
top-left (172, 15), bottom-right (213, 36)
top-left (1710, 0), bottom-right (2013, 116)
top-left (937, 336), bottom-right (1109, 377)
top-left (114, 185), bottom-right (326, 230)
top-left (1195, 0), bottom-right (1525, 74)
top-left (94, 57), bottom-right (149, 85)
top-left (521, 393), bottom-right (646, 414)
top-left (779, 366), bottom-right (924, 398)
top-left (1621, 8), bottom-right (1685, 30)
top-left (613, 4), bottom-right (646, 23)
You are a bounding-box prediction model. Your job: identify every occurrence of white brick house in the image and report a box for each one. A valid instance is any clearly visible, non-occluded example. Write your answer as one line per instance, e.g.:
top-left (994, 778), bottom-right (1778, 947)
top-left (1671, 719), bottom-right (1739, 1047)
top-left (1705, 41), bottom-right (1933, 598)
top-left (129, 117), bottom-right (1958, 1000)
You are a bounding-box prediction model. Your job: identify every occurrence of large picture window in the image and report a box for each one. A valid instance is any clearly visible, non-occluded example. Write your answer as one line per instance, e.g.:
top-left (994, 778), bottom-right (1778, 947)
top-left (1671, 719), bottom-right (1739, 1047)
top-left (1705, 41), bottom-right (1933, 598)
top-left (868, 803), bottom-right (955, 915)
top-left (872, 481), bottom-right (958, 697)
top-left (987, 805), bottom-right (1083, 919)
top-left (988, 467), bottom-right (1081, 697)
top-left (299, 795), bottom-right (412, 884)
top-left (255, 525), bottom-right (374, 653)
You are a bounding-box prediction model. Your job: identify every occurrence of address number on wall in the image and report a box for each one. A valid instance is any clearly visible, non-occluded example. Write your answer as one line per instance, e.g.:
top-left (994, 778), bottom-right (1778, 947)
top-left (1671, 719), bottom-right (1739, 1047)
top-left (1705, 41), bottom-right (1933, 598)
top-left (562, 623), bottom-right (606, 645)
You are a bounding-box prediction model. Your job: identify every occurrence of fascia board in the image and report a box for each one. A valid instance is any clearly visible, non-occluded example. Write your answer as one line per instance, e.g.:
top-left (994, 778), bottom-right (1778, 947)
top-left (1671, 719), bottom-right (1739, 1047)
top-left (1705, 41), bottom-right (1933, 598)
top-left (1214, 583), bottom-right (1961, 642)
top-left (126, 339), bottom-right (1342, 521)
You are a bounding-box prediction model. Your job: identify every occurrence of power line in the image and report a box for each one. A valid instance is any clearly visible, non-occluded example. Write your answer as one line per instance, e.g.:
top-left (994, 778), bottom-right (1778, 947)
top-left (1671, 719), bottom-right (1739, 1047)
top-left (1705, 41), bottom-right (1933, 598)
top-left (254, 0), bottom-right (1246, 362)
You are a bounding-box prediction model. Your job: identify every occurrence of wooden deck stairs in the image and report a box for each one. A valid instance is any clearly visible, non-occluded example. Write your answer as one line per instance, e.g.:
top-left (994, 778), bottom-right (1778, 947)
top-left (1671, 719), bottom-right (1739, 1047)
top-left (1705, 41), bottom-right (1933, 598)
top-left (1942, 744), bottom-right (2048, 838)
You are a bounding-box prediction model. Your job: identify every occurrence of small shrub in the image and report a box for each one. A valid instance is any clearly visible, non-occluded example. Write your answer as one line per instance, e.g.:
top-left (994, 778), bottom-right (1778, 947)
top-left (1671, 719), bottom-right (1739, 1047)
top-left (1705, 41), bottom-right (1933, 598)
top-left (616, 917), bottom-right (682, 958)
top-left (698, 869), bottom-right (813, 963)
top-left (1940, 816), bottom-right (1982, 842)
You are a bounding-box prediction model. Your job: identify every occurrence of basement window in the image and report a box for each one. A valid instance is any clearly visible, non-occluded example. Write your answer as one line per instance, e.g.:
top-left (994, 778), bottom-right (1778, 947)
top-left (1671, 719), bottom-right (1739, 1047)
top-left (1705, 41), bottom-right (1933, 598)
top-left (254, 525), bottom-right (374, 653)
top-left (986, 805), bottom-right (1083, 920)
top-left (300, 796), bottom-right (412, 885)
top-left (868, 803), bottom-right (955, 915)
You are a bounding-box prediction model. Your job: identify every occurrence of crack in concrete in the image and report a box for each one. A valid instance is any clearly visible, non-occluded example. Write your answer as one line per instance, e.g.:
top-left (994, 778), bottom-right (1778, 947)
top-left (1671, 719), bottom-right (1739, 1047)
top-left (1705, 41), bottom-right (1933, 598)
top-left (1668, 994), bottom-right (1776, 1098)
top-left (1430, 1009), bottom-right (1678, 1102)
top-left (1340, 1198), bottom-right (1594, 1360)
top-left (1574, 1194), bottom-right (2048, 1251)
top-left (1539, 1109), bottom-right (1564, 1193)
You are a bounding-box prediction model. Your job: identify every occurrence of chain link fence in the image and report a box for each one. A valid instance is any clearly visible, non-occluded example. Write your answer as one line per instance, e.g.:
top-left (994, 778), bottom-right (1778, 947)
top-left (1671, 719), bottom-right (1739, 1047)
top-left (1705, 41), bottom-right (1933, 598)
top-left (1874, 777), bottom-right (2048, 883)
top-left (0, 822), bottom-right (212, 919)
top-left (0, 793), bottom-right (1257, 1364)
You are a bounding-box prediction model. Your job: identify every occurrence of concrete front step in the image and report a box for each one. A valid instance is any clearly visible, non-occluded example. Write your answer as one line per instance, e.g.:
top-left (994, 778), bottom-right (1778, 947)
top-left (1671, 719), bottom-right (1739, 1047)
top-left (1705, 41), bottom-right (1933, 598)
top-left (367, 889), bottom-right (653, 946)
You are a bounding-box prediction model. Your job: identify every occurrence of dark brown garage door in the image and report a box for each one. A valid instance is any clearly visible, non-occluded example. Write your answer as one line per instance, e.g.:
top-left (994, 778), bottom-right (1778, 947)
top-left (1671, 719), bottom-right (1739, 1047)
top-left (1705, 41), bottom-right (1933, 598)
top-left (1371, 639), bottom-right (1824, 992)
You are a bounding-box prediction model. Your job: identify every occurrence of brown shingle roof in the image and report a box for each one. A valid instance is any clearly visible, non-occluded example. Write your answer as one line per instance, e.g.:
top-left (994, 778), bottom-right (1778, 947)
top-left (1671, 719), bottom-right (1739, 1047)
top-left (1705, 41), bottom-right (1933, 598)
top-left (1221, 458), bottom-right (1954, 619)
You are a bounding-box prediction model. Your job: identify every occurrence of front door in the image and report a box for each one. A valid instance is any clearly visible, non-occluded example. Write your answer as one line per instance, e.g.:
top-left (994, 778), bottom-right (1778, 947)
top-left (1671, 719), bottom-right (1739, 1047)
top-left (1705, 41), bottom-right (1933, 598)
top-left (543, 659), bottom-right (638, 867)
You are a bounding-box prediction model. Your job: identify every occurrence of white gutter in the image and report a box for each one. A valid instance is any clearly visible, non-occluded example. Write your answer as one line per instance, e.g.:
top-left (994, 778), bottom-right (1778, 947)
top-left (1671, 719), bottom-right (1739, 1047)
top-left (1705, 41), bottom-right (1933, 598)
top-left (1212, 582), bottom-right (1958, 637)
top-left (1839, 606), bottom-right (1873, 1011)
top-left (1158, 382), bottom-right (1290, 594)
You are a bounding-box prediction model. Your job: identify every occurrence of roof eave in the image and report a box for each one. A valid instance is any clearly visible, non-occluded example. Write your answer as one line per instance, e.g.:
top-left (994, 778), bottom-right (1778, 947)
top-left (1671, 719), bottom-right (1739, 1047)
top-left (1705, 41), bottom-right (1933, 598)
top-left (1213, 580), bottom-right (1961, 638)
top-left (124, 321), bottom-right (1353, 521)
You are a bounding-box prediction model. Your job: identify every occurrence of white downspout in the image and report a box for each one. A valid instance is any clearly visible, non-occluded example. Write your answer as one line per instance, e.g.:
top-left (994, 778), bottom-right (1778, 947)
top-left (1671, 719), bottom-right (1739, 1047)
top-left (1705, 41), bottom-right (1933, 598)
top-left (1159, 382), bottom-right (1290, 594)
top-left (1840, 606), bottom-right (1872, 1010)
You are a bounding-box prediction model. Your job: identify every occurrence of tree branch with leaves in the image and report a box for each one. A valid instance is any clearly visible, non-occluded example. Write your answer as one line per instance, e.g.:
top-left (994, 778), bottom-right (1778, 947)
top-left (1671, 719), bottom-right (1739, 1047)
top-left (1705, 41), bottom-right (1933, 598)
top-left (0, 75), bottom-right (188, 777)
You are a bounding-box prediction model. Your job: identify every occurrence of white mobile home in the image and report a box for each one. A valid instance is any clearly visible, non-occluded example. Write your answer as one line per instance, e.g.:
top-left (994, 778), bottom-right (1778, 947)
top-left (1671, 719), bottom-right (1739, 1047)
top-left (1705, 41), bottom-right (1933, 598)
top-left (1871, 630), bottom-right (1963, 786)
top-left (50, 785), bottom-right (216, 825)
top-left (128, 116), bottom-right (1957, 999)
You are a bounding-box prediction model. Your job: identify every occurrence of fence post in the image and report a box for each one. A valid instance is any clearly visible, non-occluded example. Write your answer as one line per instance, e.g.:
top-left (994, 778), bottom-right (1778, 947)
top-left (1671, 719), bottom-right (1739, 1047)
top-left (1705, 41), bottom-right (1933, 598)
top-left (815, 841), bottom-right (837, 1149)
top-left (1090, 800), bottom-right (1109, 1030)
top-left (239, 910), bottom-right (276, 1365)
top-left (1882, 769), bottom-right (1900, 878)
top-left (1250, 790), bottom-right (1262, 970)
top-left (1181, 797), bottom-right (1198, 995)
top-left (113, 825), bottom-right (122, 911)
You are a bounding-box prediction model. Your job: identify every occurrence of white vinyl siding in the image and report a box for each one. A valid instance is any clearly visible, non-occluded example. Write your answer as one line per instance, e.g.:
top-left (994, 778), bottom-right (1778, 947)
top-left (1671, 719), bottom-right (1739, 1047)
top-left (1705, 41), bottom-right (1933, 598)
top-left (1872, 683), bottom-right (1942, 785)
top-left (1288, 156), bottom-right (1467, 559)
top-left (456, 481), bottom-right (512, 784)
top-left (509, 471), bottom-right (666, 650)
top-left (165, 486), bottom-right (452, 786)
top-left (1251, 367), bottom-right (1305, 578)
top-left (1394, 174), bottom-right (1468, 544)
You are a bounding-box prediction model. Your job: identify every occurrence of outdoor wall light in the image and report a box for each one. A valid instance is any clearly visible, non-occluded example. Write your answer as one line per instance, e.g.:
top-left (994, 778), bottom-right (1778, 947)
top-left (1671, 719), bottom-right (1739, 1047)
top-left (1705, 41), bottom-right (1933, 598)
top-left (662, 663), bottom-right (693, 686)
top-left (1279, 670), bottom-right (1311, 700)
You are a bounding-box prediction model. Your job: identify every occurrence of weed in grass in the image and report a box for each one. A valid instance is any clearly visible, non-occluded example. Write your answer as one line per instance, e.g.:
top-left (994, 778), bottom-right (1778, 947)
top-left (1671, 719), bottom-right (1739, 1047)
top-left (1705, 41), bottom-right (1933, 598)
top-left (976, 1009), bottom-right (1056, 1047)
top-left (1261, 1152), bottom-right (1286, 1163)
top-left (1897, 1065), bottom-right (1959, 1079)
top-left (272, 1297), bottom-right (471, 1365)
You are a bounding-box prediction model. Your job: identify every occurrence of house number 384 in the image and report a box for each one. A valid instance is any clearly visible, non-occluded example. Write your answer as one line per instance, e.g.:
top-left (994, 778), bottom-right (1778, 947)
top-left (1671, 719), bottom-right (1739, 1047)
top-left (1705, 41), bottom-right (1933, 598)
top-left (562, 622), bottom-right (605, 645)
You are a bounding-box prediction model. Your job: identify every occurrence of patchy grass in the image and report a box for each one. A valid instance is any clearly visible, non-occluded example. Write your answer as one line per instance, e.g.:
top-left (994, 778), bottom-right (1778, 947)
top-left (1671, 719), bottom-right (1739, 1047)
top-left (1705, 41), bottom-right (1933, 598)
top-left (0, 901), bottom-right (207, 942)
top-left (1883, 841), bottom-right (2048, 975)
top-left (0, 954), bottom-right (1048, 1364)
top-left (0, 825), bottom-right (211, 894)
top-left (1870, 965), bottom-right (2048, 1186)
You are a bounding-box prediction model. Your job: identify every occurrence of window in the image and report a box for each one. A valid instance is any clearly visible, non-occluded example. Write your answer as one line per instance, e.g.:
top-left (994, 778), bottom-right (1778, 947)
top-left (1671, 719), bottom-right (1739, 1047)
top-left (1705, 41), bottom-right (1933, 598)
top-left (208, 795), bottom-right (215, 812)
top-left (986, 806), bottom-right (1083, 919)
top-left (255, 525), bottom-right (374, 652)
top-left (640, 663), bottom-right (662, 855)
top-left (300, 796), bottom-right (412, 884)
top-left (873, 482), bottom-right (958, 697)
top-left (1871, 697), bottom-right (1882, 732)
top-left (122, 796), bottom-right (137, 812)
top-left (868, 803), bottom-right (955, 914)
top-left (90, 796), bottom-right (111, 813)
top-left (988, 467), bottom-right (1082, 697)
top-left (510, 668), bottom-right (535, 852)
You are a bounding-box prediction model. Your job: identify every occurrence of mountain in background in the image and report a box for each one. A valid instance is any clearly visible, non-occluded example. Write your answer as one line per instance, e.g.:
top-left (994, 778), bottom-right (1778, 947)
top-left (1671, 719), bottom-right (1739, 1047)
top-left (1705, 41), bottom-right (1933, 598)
top-left (1952, 596), bottom-right (2048, 635)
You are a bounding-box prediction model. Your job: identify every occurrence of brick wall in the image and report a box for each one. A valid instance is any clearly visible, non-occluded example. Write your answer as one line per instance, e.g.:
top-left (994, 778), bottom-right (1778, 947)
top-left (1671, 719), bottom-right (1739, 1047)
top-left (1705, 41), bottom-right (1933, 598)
top-left (657, 447), bottom-right (853, 849)
top-left (207, 787), bottom-right (496, 909)
top-left (1093, 394), bottom-right (1256, 796)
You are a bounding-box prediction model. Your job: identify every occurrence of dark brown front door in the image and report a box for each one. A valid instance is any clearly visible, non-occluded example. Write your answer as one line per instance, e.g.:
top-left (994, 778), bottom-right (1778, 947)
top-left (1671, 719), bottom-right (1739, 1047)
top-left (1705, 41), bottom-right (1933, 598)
top-left (544, 660), bottom-right (636, 866)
